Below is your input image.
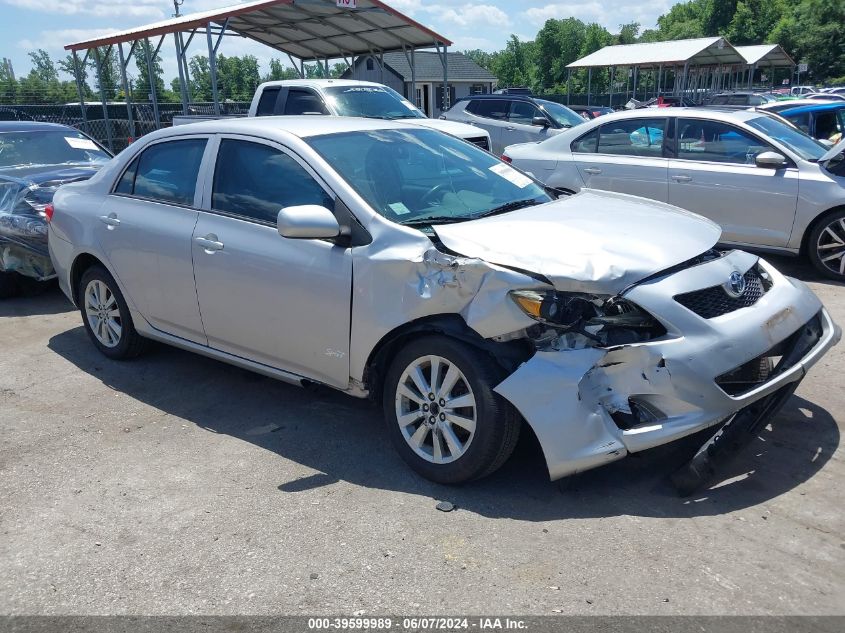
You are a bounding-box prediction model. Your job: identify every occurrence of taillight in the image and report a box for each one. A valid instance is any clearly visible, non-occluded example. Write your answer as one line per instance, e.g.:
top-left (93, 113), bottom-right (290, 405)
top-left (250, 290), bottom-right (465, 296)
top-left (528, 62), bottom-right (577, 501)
top-left (501, 154), bottom-right (512, 163)
top-left (45, 203), bottom-right (54, 222)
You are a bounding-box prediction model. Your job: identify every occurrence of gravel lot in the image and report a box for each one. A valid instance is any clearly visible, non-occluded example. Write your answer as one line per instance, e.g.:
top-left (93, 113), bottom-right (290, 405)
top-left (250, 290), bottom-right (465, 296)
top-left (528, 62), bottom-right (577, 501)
top-left (1, 255), bottom-right (843, 616)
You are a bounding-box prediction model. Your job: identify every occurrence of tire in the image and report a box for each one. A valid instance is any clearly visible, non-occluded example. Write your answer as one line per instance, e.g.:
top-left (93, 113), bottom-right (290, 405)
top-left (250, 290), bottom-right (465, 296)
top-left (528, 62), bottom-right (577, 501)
top-left (0, 271), bottom-right (19, 299)
top-left (807, 209), bottom-right (845, 280)
top-left (382, 335), bottom-right (520, 484)
top-left (77, 265), bottom-right (148, 360)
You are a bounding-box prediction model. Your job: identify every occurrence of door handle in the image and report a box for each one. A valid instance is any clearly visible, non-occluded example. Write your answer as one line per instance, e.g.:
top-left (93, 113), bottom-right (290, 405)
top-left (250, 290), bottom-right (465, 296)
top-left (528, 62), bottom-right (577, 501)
top-left (99, 213), bottom-right (120, 228)
top-left (195, 235), bottom-right (224, 252)
top-left (671, 174), bottom-right (693, 182)
top-left (583, 167), bottom-right (602, 175)
top-left (506, 126), bottom-right (515, 131)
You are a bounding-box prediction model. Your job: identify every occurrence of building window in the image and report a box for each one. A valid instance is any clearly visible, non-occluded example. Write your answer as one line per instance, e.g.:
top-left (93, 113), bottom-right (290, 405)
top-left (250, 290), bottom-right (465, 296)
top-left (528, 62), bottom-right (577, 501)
top-left (471, 84), bottom-right (486, 95)
top-left (366, 58), bottom-right (374, 71)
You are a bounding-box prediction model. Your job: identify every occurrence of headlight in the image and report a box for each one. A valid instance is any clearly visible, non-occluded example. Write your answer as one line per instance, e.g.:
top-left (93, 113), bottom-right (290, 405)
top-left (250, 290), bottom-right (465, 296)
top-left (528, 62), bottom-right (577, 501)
top-left (509, 290), bottom-right (665, 346)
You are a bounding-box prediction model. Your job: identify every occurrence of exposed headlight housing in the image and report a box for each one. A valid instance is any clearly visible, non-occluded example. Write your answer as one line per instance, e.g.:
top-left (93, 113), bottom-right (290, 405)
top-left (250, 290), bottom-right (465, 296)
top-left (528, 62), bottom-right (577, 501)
top-left (509, 290), bottom-right (666, 347)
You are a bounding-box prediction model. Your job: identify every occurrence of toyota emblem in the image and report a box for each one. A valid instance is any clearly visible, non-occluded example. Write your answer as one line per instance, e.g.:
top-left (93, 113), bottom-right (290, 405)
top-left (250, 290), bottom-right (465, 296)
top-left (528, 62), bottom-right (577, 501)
top-left (724, 271), bottom-right (747, 298)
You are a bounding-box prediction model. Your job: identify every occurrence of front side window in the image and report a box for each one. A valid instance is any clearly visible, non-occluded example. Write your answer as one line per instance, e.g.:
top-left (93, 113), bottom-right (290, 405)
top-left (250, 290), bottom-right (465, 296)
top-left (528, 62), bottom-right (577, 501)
top-left (677, 119), bottom-right (774, 164)
top-left (508, 101), bottom-right (541, 125)
top-left (597, 118), bottom-right (664, 157)
top-left (118, 138), bottom-right (206, 205)
top-left (212, 139), bottom-right (333, 223)
top-left (536, 99), bottom-right (585, 128)
top-left (744, 114), bottom-right (827, 161)
top-left (284, 89), bottom-right (329, 115)
top-left (308, 128), bottom-right (550, 226)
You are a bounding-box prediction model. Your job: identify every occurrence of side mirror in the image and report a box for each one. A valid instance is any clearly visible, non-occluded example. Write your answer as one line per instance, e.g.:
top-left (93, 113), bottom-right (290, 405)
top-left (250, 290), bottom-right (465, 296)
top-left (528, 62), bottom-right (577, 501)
top-left (277, 205), bottom-right (340, 239)
top-left (755, 151), bottom-right (788, 169)
top-left (532, 115), bottom-right (550, 128)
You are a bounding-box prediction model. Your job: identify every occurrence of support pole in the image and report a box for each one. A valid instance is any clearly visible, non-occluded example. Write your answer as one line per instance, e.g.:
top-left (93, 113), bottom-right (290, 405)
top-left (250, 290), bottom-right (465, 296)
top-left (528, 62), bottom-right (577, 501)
top-left (410, 48), bottom-right (416, 106)
top-left (566, 68), bottom-right (571, 105)
top-left (174, 32), bottom-right (189, 114)
top-left (657, 64), bottom-right (663, 96)
top-left (71, 50), bottom-right (89, 136)
top-left (117, 43), bottom-right (136, 142)
top-left (92, 47), bottom-right (114, 153)
top-left (206, 24), bottom-right (220, 115)
top-left (379, 50), bottom-right (384, 84)
top-left (632, 66), bottom-right (638, 101)
top-left (608, 66), bottom-right (614, 109)
top-left (587, 67), bottom-right (592, 106)
top-left (681, 62), bottom-right (689, 100)
top-left (441, 44), bottom-right (448, 114)
top-left (143, 39), bottom-right (161, 130)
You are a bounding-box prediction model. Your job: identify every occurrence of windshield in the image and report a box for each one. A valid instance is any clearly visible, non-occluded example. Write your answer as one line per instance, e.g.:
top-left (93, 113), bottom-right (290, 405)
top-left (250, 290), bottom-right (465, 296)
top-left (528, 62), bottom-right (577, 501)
top-left (0, 130), bottom-right (110, 169)
top-left (536, 99), bottom-right (584, 127)
top-left (745, 115), bottom-right (828, 161)
top-left (323, 85), bottom-right (426, 120)
top-left (307, 128), bottom-right (551, 226)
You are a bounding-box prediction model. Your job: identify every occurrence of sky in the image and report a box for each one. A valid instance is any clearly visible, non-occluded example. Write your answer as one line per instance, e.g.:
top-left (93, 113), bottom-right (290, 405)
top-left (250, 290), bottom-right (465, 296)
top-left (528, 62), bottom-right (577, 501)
top-left (0, 0), bottom-right (675, 83)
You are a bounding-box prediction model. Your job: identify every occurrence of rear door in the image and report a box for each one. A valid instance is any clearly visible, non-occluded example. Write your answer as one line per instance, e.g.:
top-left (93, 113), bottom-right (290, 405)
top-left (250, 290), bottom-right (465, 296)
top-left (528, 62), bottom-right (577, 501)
top-left (191, 136), bottom-right (352, 387)
top-left (462, 99), bottom-right (510, 153)
top-left (668, 117), bottom-right (798, 246)
top-left (98, 136), bottom-right (210, 344)
top-left (571, 117), bottom-right (669, 201)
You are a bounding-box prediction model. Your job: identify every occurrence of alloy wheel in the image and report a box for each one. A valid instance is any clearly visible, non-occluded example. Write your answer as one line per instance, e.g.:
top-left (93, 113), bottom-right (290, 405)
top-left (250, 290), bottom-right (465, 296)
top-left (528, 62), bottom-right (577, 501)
top-left (395, 354), bottom-right (477, 464)
top-left (84, 279), bottom-right (122, 348)
top-left (816, 217), bottom-right (845, 276)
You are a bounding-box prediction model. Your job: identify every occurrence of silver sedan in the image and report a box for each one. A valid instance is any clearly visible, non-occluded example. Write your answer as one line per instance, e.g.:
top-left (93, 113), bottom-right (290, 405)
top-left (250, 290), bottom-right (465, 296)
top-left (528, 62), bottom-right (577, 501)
top-left (48, 117), bottom-right (839, 487)
top-left (503, 108), bottom-right (845, 280)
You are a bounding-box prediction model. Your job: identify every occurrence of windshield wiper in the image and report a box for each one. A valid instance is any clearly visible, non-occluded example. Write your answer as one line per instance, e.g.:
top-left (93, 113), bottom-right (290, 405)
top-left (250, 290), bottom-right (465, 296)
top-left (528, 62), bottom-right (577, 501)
top-left (469, 198), bottom-right (542, 219)
top-left (400, 215), bottom-right (471, 228)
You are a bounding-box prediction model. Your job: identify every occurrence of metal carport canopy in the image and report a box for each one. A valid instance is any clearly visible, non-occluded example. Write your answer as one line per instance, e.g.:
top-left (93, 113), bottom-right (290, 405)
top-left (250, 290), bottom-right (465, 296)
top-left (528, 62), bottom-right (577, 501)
top-left (734, 44), bottom-right (795, 67)
top-left (63, 0), bottom-right (453, 60)
top-left (566, 36), bottom-right (745, 68)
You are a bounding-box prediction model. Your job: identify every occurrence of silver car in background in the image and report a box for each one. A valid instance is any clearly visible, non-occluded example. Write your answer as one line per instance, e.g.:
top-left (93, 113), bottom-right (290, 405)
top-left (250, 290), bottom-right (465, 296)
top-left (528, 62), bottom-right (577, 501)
top-left (48, 117), bottom-right (839, 488)
top-left (503, 108), bottom-right (845, 280)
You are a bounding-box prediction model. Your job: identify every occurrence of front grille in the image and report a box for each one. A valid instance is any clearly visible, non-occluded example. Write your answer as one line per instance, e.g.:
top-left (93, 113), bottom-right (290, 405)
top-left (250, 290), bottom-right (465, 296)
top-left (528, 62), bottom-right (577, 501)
top-left (716, 312), bottom-right (823, 396)
top-left (467, 136), bottom-right (490, 151)
top-left (675, 265), bottom-right (770, 319)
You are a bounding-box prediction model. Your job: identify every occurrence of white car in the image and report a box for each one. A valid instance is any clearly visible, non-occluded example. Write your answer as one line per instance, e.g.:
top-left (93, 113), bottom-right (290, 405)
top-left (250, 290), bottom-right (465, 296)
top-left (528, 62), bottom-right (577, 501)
top-left (247, 79), bottom-right (493, 152)
top-left (503, 108), bottom-right (845, 279)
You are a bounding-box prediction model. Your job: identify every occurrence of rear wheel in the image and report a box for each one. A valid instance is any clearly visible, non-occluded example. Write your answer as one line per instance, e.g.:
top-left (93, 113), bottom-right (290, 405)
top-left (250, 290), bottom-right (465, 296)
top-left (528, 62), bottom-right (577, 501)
top-left (78, 265), bottom-right (148, 359)
top-left (808, 209), bottom-right (845, 280)
top-left (383, 335), bottom-right (520, 484)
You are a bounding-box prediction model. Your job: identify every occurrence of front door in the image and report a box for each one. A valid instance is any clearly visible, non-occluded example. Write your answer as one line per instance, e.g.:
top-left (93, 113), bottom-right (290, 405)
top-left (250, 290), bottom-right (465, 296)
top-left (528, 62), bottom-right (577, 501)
top-left (572, 117), bottom-right (669, 201)
top-left (191, 136), bottom-right (353, 388)
top-left (97, 136), bottom-right (210, 344)
top-left (501, 101), bottom-right (556, 149)
top-left (668, 118), bottom-right (798, 247)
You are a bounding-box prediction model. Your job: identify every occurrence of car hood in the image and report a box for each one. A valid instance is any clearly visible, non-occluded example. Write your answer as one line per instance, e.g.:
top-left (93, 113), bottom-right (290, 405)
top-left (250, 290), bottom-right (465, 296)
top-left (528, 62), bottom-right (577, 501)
top-left (406, 118), bottom-right (489, 140)
top-left (432, 189), bottom-right (722, 295)
top-left (820, 138), bottom-right (845, 164)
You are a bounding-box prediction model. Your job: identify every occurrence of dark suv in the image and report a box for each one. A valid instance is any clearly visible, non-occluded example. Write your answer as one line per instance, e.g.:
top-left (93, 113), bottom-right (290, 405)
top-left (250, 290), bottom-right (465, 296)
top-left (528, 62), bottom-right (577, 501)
top-left (441, 94), bottom-right (584, 154)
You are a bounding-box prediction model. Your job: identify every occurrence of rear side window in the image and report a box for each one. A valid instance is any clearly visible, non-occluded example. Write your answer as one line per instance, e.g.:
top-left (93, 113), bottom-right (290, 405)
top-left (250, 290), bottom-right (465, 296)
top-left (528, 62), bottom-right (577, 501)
top-left (116, 139), bottom-right (206, 206)
top-left (255, 87), bottom-right (280, 116)
top-left (212, 139), bottom-right (334, 223)
top-left (570, 128), bottom-right (598, 153)
top-left (466, 99), bottom-right (509, 120)
top-left (709, 95), bottom-right (730, 105)
top-left (597, 118), bottom-right (664, 157)
top-left (284, 89), bottom-right (329, 115)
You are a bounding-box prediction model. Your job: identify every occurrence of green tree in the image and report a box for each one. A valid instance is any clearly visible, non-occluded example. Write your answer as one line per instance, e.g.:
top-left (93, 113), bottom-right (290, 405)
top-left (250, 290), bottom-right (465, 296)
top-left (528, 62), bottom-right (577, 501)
top-left (492, 35), bottom-right (532, 88)
top-left (617, 22), bottom-right (640, 45)
top-left (265, 58), bottom-right (300, 81)
top-left (134, 40), bottom-right (166, 101)
top-left (89, 47), bottom-right (120, 100)
top-left (28, 49), bottom-right (59, 83)
top-left (0, 58), bottom-right (17, 104)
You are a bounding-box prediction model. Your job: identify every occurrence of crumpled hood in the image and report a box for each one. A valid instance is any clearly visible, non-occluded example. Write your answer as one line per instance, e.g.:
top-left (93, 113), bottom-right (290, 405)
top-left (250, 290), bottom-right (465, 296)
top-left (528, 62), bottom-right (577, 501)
top-left (0, 163), bottom-right (101, 187)
top-left (433, 189), bottom-right (722, 294)
top-left (407, 118), bottom-right (489, 140)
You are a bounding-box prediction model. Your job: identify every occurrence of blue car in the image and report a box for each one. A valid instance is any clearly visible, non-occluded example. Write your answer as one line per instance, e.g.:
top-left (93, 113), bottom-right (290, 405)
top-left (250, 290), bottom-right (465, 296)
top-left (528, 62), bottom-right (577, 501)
top-left (762, 102), bottom-right (845, 144)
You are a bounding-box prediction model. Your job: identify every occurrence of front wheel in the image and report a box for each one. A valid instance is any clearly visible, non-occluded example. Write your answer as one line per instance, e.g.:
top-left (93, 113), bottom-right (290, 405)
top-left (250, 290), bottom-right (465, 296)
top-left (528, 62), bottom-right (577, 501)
top-left (383, 335), bottom-right (520, 484)
top-left (78, 265), bottom-right (148, 359)
top-left (808, 210), bottom-right (845, 280)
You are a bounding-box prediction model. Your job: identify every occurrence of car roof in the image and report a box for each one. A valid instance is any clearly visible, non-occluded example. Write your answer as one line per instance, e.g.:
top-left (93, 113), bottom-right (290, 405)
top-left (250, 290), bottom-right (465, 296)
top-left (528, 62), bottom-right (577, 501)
top-left (257, 79), bottom-right (385, 90)
top-left (588, 107), bottom-right (764, 124)
top-left (147, 115), bottom-right (427, 140)
top-left (0, 121), bottom-right (78, 133)
top-left (775, 102), bottom-right (845, 115)
top-left (457, 94), bottom-right (536, 103)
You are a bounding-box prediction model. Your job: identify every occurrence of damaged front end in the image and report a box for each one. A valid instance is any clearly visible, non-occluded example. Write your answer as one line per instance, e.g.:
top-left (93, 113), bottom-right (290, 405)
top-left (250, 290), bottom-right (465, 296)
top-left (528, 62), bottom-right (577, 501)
top-left (0, 177), bottom-right (58, 279)
top-left (491, 250), bottom-right (840, 483)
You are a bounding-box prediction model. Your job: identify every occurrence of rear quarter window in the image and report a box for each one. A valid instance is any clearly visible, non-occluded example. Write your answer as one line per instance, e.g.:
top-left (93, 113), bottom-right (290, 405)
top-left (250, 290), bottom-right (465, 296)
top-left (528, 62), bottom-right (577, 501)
top-left (255, 87), bottom-right (281, 116)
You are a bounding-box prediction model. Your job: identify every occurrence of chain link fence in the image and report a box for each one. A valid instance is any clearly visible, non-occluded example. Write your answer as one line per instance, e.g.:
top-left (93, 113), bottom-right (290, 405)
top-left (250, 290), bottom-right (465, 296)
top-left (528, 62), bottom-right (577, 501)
top-left (0, 102), bottom-right (251, 153)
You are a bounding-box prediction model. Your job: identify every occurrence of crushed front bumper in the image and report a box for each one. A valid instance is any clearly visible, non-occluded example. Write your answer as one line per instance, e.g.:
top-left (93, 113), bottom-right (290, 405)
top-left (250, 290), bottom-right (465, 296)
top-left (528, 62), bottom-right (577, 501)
top-left (494, 251), bottom-right (841, 480)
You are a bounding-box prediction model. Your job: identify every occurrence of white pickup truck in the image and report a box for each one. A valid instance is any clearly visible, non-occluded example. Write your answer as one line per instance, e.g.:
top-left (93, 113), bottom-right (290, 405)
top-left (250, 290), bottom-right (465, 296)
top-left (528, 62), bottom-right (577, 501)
top-left (173, 79), bottom-right (492, 151)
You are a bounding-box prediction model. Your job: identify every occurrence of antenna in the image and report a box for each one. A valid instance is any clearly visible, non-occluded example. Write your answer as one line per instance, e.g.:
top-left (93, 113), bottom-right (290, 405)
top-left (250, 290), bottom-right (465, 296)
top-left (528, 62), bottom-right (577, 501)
top-left (173, 0), bottom-right (184, 17)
